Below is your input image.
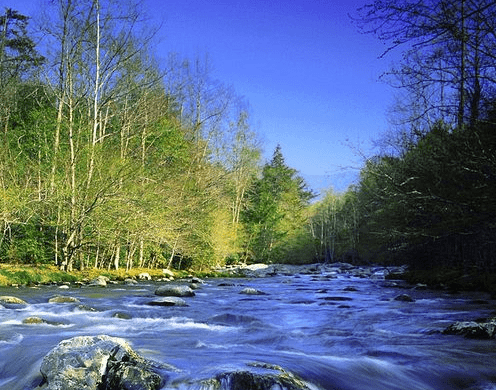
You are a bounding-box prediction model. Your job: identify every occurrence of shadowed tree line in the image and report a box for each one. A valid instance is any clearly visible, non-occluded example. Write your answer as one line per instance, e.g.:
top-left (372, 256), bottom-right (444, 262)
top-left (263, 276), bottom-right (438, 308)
top-left (308, 0), bottom-right (496, 283)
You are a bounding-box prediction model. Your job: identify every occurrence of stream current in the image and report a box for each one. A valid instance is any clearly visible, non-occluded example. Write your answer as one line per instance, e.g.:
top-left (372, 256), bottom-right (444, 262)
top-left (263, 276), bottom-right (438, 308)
top-left (0, 267), bottom-right (496, 389)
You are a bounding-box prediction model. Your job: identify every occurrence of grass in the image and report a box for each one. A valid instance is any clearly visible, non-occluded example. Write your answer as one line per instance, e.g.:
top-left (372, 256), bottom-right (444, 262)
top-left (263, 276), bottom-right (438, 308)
top-left (0, 265), bottom-right (78, 286)
top-left (0, 263), bottom-right (233, 287)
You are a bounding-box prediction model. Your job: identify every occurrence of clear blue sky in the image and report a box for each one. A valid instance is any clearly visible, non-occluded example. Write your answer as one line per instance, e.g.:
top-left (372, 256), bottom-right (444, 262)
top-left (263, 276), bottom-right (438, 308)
top-left (149, 0), bottom-right (396, 193)
top-left (7, 0), bottom-right (397, 194)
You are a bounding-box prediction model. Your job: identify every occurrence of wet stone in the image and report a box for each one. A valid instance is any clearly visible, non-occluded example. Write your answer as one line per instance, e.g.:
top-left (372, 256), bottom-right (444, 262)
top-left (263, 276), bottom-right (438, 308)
top-left (0, 295), bottom-right (27, 305)
top-left (147, 297), bottom-right (189, 307)
top-left (155, 284), bottom-right (195, 297)
top-left (394, 294), bottom-right (415, 302)
top-left (240, 287), bottom-right (267, 295)
top-left (48, 295), bottom-right (80, 303)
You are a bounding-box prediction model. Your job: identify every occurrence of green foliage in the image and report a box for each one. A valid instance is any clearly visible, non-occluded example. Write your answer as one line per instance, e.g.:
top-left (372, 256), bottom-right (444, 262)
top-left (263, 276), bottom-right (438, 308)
top-left (1, 221), bottom-right (55, 264)
top-left (352, 119), bottom-right (496, 269)
top-left (242, 145), bottom-right (315, 264)
top-left (0, 8), bottom-right (44, 85)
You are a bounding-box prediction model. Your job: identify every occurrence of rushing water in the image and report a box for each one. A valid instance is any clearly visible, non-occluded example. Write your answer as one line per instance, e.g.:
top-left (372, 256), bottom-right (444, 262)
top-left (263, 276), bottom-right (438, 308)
top-left (1, 266), bottom-right (496, 390)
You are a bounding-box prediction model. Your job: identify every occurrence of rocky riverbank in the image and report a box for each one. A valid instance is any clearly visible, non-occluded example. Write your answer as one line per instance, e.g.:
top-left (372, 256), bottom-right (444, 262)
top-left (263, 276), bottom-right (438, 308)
top-left (2, 262), bottom-right (495, 389)
top-left (35, 335), bottom-right (315, 390)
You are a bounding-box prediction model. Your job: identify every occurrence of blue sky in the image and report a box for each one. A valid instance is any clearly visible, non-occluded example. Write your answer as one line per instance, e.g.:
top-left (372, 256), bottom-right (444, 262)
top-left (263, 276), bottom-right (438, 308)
top-left (149, 0), bottom-right (396, 193)
top-left (7, 0), bottom-right (397, 194)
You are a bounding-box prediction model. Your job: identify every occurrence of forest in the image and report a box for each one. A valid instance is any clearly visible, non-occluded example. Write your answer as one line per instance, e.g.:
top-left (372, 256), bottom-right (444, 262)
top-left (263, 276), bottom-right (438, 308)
top-left (0, 0), bottom-right (495, 282)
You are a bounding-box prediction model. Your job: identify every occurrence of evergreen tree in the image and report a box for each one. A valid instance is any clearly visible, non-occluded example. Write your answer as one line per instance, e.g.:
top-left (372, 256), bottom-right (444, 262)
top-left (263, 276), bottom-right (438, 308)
top-left (242, 145), bottom-right (314, 263)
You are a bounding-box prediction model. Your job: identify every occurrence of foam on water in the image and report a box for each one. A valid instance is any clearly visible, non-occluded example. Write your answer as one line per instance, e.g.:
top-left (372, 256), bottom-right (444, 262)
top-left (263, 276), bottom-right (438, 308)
top-left (1, 272), bottom-right (496, 390)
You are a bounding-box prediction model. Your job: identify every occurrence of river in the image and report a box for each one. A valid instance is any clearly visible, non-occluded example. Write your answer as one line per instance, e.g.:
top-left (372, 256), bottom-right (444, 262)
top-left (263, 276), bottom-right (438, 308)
top-left (0, 265), bottom-right (495, 389)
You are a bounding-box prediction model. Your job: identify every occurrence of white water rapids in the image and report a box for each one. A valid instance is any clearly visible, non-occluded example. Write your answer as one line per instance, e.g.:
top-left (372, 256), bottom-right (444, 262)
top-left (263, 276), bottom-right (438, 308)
top-left (0, 266), bottom-right (495, 389)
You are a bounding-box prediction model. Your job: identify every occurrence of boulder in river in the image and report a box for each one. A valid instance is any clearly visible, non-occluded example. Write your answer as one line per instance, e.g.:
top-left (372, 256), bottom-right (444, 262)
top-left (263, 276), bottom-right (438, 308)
top-left (443, 319), bottom-right (496, 339)
top-left (48, 295), bottom-right (80, 303)
top-left (0, 295), bottom-right (27, 305)
top-left (37, 335), bottom-right (165, 390)
top-left (89, 275), bottom-right (108, 287)
top-left (200, 362), bottom-right (315, 390)
top-left (155, 284), bottom-right (195, 297)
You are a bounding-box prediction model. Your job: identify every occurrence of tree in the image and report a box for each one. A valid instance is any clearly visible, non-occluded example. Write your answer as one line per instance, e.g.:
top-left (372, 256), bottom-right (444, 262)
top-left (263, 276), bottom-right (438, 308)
top-left (0, 8), bottom-right (43, 87)
top-left (354, 0), bottom-right (496, 131)
top-left (242, 145), bottom-right (314, 263)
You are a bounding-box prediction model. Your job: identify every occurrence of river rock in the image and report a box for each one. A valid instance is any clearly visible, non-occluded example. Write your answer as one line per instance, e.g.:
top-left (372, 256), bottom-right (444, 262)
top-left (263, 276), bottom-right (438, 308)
top-left (155, 284), bottom-right (195, 297)
top-left (48, 295), bottom-right (80, 303)
top-left (103, 353), bottom-right (162, 390)
top-left (23, 316), bottom-right (65, 326)
top-left (112, 312), bottom-right (132, 320)
top-left (443, 319), bottom-right (496, 339)
top-left (89, 275), bottom-right (108, 287)
top-left (0, 295), bottom-right (27, 305)
top-left (162, 269), bottom-right (175, 278)
top-left (124, 278), bottom-right (137, 285)
top-left (204, 363), bottom-right (314, 390)
top-left (240, 287), bottom-right (267, 295)
top-left (23, 316), bottom-right (46, 324)
top-left (147, 297), bottom-right (188, 307)
top-left (394, 294), bottom-right (415, 302)
top-left (37, 335), bottom-right (164, 390)
top-left (138, 272), bottom-right (152, 280)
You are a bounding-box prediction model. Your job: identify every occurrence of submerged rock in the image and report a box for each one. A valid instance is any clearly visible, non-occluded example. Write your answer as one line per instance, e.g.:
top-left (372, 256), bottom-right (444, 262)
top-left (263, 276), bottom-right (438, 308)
top-left (37, 335), bottom-right (165, 390)
top-left (155, 284), bottom-right (195, 297)
top-left (22, 316), bottom-right (65, 326)
top-left (394, 294), bottom-right (415, 302)
top-left (147, 297), bottom-right (188, 307)
top-left (443, 319), bottom-right (496, 339)
top-left (112, 311), bottom-right (132, 320)
top-left (23, 316), bottom-right (46, 324)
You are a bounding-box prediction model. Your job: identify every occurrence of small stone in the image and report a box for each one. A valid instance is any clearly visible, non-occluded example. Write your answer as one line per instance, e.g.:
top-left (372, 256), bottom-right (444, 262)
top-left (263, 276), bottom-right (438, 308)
top-left (112, 312), bottom-right (133, 319)
top-left (23, 316), bottom-right (45, 324)
top-left (49, 295), bottom-right (80, 303)
top-left (147, 297), bottom-right (188, 307)
top-left (320, 296), bottom-right (353, 301)
top-left (394, 294), bottom-right (415, 302)
top-left (240, 287), bottom-right (267, 295)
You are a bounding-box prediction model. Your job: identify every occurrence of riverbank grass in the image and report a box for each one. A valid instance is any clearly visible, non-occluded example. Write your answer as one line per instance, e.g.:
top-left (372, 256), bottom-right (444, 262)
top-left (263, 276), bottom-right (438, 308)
top-left (0, 264), bottom-right (233, 286)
